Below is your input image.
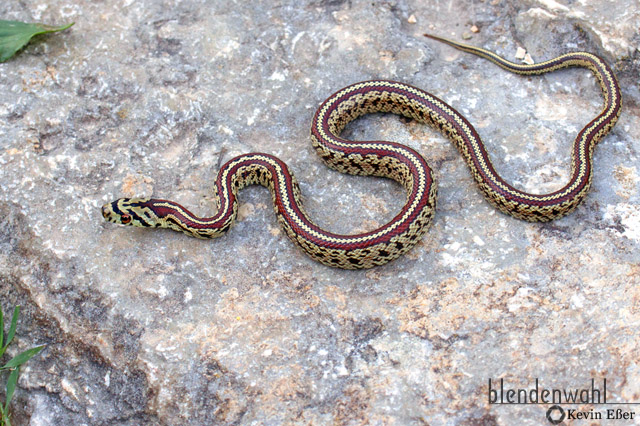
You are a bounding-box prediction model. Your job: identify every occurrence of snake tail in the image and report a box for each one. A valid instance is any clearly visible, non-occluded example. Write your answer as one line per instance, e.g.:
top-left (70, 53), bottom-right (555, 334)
top-left (422, 33), bottom-right (621, 218)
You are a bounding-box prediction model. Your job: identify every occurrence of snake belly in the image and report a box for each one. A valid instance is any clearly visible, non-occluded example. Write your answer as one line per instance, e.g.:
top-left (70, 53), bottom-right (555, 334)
top-left (102, 35), bottom-right (622, 269)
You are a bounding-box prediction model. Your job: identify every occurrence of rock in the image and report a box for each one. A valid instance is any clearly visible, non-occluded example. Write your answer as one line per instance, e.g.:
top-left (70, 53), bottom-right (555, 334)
top-left (0, 0), bottom-right (638, 424)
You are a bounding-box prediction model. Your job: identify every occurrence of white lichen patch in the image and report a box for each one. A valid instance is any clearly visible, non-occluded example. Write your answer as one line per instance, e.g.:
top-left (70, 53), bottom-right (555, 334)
top-left (613, 165), bottom-right (639, 199)
top-left (534, 93), bottom-right (569, 121)
top-left (537, 0), bottom-right (570, 13)
top-left (604, 203), bottom-right (640, 242)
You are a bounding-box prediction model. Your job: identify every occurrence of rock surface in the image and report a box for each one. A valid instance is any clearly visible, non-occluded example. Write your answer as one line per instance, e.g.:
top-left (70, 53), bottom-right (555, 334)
top-left (1, 0), bottom-right (639, 424)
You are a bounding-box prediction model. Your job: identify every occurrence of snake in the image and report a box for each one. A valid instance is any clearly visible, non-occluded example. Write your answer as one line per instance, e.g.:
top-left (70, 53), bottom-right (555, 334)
top-left (102, 34), bottom-right (622, 269)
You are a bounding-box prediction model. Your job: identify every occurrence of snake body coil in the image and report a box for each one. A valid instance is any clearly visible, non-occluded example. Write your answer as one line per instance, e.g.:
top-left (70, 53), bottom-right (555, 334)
top-left (102, 35), bottom-right (622, 269)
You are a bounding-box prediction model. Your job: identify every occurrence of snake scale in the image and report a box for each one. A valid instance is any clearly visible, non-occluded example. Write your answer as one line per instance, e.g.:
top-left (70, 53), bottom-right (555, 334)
top-left (102, 35), bottom-right (622, 269)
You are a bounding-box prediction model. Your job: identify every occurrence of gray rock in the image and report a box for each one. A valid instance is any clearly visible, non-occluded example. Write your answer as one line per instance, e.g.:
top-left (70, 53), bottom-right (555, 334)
top-left (0, 0), bottom-right (639, 424)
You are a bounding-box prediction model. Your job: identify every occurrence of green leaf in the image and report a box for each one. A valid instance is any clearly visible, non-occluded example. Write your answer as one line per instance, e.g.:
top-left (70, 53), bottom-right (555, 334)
top-left (4, 367), bottom-right (19, 413)
top-left (0, 306), bottom-right (20, 358)
top-left (5, 307), bottom-right (19, 349)
top-left (1, 345), bottom-right (44, 369)
top-left (0, 20), bottom-right (74, 63)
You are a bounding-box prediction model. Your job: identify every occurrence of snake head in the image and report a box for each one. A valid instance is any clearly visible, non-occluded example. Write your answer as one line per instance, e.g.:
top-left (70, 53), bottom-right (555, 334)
top-left (101, 198), bottom-right (157, 227)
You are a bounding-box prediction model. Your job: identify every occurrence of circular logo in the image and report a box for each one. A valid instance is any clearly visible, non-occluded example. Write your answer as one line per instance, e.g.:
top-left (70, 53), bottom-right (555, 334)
top-left (546, 405), bottom-right (565, 424)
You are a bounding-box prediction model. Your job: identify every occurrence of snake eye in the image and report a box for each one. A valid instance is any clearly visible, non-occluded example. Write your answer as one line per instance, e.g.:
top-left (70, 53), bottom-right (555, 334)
top-left (121, 214), bottom-right (132, 224)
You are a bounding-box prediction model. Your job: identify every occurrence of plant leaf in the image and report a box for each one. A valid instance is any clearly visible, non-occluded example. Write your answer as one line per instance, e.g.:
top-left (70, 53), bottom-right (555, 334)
top-left (1, 345), bottom-right (45, 369)
top-left (5, 306), bottom-right (19, 349)
top-left (4, 367), bottom-right (20, 413)
top-left (0, 306), bottom-right (20, 358)
top-left (0, 20), bottom-right (74, 63)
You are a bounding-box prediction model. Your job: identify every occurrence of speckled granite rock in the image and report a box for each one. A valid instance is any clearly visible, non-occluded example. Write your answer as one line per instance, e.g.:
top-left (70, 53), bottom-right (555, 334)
top-left (1, 0), bottom-right (639, 424)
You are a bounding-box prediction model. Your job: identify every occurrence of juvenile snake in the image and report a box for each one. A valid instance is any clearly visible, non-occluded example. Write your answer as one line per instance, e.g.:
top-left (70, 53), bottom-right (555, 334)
top-left (102, 35), bottom-right (622, 269)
